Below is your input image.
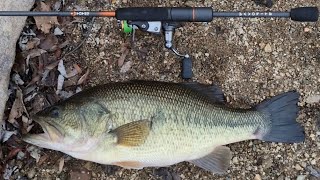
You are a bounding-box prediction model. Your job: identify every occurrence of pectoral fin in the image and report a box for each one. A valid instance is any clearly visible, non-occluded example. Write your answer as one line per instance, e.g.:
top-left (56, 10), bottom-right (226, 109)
top-left (189, 146), bottom-right (232, 174)
top-left (110, 120), bottom-right (152, 147)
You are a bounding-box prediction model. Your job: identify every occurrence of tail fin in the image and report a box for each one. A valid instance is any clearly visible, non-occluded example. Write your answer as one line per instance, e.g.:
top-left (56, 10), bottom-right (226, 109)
top-left (255, 91), bottom-right (305, 143)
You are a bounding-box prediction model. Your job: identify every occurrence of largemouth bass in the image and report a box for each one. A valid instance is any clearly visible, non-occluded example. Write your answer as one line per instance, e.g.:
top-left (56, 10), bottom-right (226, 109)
top-left (23, 81), bottom-right (304, 174)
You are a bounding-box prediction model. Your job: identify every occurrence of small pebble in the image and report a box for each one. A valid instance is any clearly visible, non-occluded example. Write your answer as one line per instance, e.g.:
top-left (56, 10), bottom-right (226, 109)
top-left (54, 27), bottom-right (64, 36)
top-left (232, 157), bottom-right (239, 164)
top-left (296, 175), bottom-right (306, 180)
top-left (304, 27), bottom-right (311, 32)
top-left (254, 174), bottom-right (262, 180)
top-left (264, 43), bottom-right (272, 53)
top-left (295, 164), bottom-right (303, 171)
top-left (28, 169), bottom-right (36, 179)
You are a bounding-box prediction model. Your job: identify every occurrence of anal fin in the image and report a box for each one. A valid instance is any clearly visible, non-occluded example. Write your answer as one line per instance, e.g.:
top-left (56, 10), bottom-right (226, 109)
top-left (188, 146), bottom-right (232, 174)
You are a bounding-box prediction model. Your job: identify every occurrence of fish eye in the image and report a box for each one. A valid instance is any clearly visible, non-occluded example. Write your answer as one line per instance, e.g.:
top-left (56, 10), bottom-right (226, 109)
top-left (50, 107), bottom-right (60, 118)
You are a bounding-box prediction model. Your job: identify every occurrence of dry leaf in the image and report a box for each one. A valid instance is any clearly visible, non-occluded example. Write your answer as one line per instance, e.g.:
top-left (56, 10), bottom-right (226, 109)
top-left (27, 146), bottom-right (41, 163)
top-left (76, 87), bottom-right (82, 93)
top-left (27, 75), bottom-right (40, 86)
top-left (120, 61), bottom-right (132, 73)
top-left (22, 115), bottom-right (32, 135)
top-left (77, 69), bottom-right (89, 85)
top-left (118, 48), bottom-right (129, 67)
top-left (58, 59), bottom-right (67, 77)
top-left (11, 73), bottom-right (24, 85)
top-left (73, 64), bottom-right (82, 74)
top-left (54, 27), bottom-right (64, 35)
top-left (0, 128), bottom-right (17, 143)
top-left (45, 60), bottom-right (60, 70)
top-left (58, 91), bottom-right (74, 99)
top-left (56, 74), bottom-right (65, 93)
top-left (58, 40), bottom-right (70, 49)
top-left (34, 2), bottom-right (59, 34)
top-left (8, 89), bottom-right (25, 124)
top-left (24, 93), bottom-right (38, 103)
top-left (66, 69), bottom-right (78, 78)
top-left (25, 38), bottom-right (41, 50)
top-left (26, 49), bottom-right (47, 62)
top-left (37, 153), bottom-right (49, 165)
top-left (26, 124), bottom-right (35, 133)
top-left (39, 34), bottom-right (59, 51)
top-left (58, 157), bottom-right (65, 173)
top-left (3, 164), bottom-right (17, 180)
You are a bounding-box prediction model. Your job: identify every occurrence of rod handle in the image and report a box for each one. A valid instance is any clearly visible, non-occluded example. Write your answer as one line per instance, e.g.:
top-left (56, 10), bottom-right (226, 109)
top-left (116, 7), bottom-right (213, 22)
top-left (290, 7), bottom-right (319, 22)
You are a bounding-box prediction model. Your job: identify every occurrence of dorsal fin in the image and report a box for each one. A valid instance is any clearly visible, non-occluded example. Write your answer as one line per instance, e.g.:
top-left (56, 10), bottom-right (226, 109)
top-left (182, 82), bottom-right (226, 104)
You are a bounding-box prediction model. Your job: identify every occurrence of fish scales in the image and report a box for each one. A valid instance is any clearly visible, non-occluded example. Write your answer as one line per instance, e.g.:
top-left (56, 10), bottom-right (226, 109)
top-left (72, 82), bottom-right (265, 163)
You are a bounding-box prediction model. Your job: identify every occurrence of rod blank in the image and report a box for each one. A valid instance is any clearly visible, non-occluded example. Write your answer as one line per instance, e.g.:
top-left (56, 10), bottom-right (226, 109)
top-left (0, 7), bottom-right (317, 22)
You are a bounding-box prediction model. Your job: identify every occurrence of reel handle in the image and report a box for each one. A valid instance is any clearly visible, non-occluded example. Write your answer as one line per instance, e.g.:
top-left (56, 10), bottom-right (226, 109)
top-left (181, 56), bottom-right (193, 79)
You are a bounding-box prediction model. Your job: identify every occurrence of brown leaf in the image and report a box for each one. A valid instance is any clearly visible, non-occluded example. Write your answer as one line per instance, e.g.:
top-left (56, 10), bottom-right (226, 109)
top-left (73, 64), bottom-right (82, 74)
top-left (55, 48), bottom-right (62, 58)
top-left (8, 89), bottom-right (24, 124)
top-left (58, 157), bottom-right (65, 173)
top-left (57, 74), bottom-right (65, 92)
top-left (5, 148), bottom-right (22, 161)
top-left (39, 34), bottom-right (59, 52)
top-left (25, 38), bottom-right (40, 50)
top-left (118, 48), bottom-right (129, 67)
top-left (77, 69), bottom-right (89, 85)
top-left (66, 69), bottom-right (78, 78)
top-left (22, 115), bottom-right (32, 135)
top-left (34, 2), bottom-right (59, 34)
top-left (45, 60), bottom-right (60, 70)
top-left (37, 153), bottom-right (49, 165)
top-left (58, 40), bottom-right (70, 49)
top-left (25, 49), bottom-right (47, 61)
top-left (27, 75), bottom-right (40, 86)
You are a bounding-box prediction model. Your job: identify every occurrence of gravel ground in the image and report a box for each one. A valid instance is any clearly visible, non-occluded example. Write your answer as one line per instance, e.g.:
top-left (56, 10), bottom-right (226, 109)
top-left (2, 0), bottom-right (320, 179)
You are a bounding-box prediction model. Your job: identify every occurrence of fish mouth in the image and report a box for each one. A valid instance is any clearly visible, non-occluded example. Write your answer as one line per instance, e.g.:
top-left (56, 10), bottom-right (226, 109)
top-left (22, 116), bottom-right (65, 145)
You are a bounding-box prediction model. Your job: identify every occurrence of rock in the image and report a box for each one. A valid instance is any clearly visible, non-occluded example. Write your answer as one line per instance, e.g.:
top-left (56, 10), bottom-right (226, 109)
top-left (295, 164), bottom-right (303, 171)
top-left (262, 157), bottom-right (273, 169)
top-left (305, 95), bottom-right (320, 104)
top-left (296, 175), bottom-right (306, 180)
top-left (264, 43), bottom-right (272, 53)
top-left (304, 27), bottom-right (311, 32)
top-left (307, 166), bottom-right (320, 178)
top-left (254, 174), bottom-right (262, 180)
top-left (27, 169), bottom-right (36, 179)
top-left (54, 27), bottom-right (64, 35)
top-left (232, 157), bottom-right (239, 164)
top-left (0, 0), bottom-right (35, 135)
